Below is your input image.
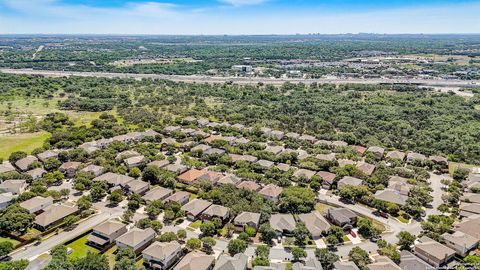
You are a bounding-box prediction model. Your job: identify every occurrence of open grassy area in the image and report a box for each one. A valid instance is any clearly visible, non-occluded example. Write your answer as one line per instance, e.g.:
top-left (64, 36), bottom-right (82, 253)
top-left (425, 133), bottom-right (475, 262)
top-left (104, 246), bottom-right (117, 269)
top-left (66, 234), bottom-right (99, 260)
top-left (0, 131), bottom-right (50, 160)
top-left (0, 98), bottom-right (62, 115)
top-left (188, 220), bottom-right (202, 229)
top-left (397, 215), bottom-right (410, 224)
top-left (0, 236), bottom-right (20, 246)
top-left (449, 162), bottom-right (478, 175)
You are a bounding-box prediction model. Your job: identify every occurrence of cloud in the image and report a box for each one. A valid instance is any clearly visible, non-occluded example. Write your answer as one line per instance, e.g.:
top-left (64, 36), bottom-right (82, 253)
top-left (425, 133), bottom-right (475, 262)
top-left (219, 0), bottom-right (269, 7)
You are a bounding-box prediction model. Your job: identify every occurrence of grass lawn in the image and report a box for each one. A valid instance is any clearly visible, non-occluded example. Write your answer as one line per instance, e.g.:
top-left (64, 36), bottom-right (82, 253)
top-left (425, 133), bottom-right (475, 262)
top-left (104, 246), bottom-right (117, 269)
top-left (188, 220), bottom-right (202, 229)
top-left (0, 131), bottom-right (50, 160)
top-left (397, 215), bottom-right (410, 224)
top-left (449, 162), bottom-right (478, 175)
top-left (371, 218), bottom-right (387, 233)
top-left (342, 235), bottom-right (350, 242)
top-left (315, 202), bottom-right (333, 215)
top-left (0, 236), bottom-right (20, 246)
top-left (66, 234), bottom-right (99, 260)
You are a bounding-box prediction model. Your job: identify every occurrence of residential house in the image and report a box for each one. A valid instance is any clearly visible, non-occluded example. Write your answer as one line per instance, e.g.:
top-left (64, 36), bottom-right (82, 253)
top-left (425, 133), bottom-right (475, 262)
top-left (292, 258), bottom-right (323, 270)
top-left (126, 180), bottom-right (150, 195)
top-left (148, 160), bottom-right (170, 169)
top-left (428, 155), bottom-right (449, 168)
top-left (36, 150), bottom-right (59, 162)
top-left (354, 146), bottom-right (367, 156)
top-left (459, 203), bottom-right (480, 217)
top-left (406, 152), bottom-right (426, 164)
top-left (181, 199), bottom-right (212, 220)
top-left (213, 254), bottom-right (248, 270)
top-left (233, 211), bottom-right (261, 231)
top-left (20, 196), bottom-right (53, 214)
top-left (237, 181), bottom-right (261, 191)
top-left (255, 263), bottom-right (287, 270)
top-left (454, 214), bottom-right (480, 241)
top-left (256, 159), bottom-right (275, 169)
top-left (286, 132), bottom-right (300, 140)
top-left (0, 180), bottom-right (27, 194)
top-left (26, 167), bottom-right (46, 179)
top-left (293, 169), bottom-right (316, 181)
top-left (201, 204), bottom-right (230, 222)
top-left (265, 145), bottom-right (284, 155)
top-left (81, 164), bottom-right (105, 177)
top-left (316, 171), bottom-right (336, 189)
top-left (142, 241), bottom-right (183, 270)
top-left (270, 130), bottom-right (285, 140)
top-left (367, 146), bottom-right (385, 160)
top-left (115, 150), bottom-right (141, 162)
top-left (196, 170), bottom-right (223, 185)
top-left (203, 148), bottom-right (226, 156)
top-left (332, 141), bottom-right (348, 148)
top-left (191, 144), bottom-right (212, 153)
top-left (386, 151), bottom-right (406, 161)
top-left (34, 204), bottom-right (80, 231)
top-left (316, 153), bottom-right (336, 162)
top-left (315, 140), bottom-right (332, 147)
top-left (441, 231), bottom-right (478, 257)
top-left (326, 208), bottom-right (358, 229)
top-left (0, 162), bottom-right (15, 174)
top-left (124, 155), bottom-right (147, 169)
top-left (142, 187), bottom-right (174, 203)
top-left (333, 262), bottom-right (360, 270)
top-left (298, 211), bottom-right (331, 238)
top-left (15, 155), bottom-right (38, 171)
top-left (116, 227), bottom-right (156, 253)
top-left (173, 251), bottom-right (214, 270)
top-left (367, 256), bottom-right (401, 270)
top-left (276, 163), bottom-right (292, 172)
top-left (177, 169), bottom-right (205, 185)
top-left (356, 162), bottom-right (375, 176)
top-left (388, 176), bottom-right (410, 196)
top-left (163, 164), bottom-right (187, 174)
top-left (59, 161), bottom-right (82, 178)
top-left (374, 189), bottom-right (408, 206)
top-left (337, 176), bottom-right (363, 191)
top-left (259, 184), bottom-right (283, 202)
top-left (399, 250), bottom-right (434, 270)
top-left (88, 220), bottom-right (128, 249)
top-left (269, 214), bottom-right (296, 235)
top-left (164, 191), bottom-right (190, 206)
top-left (94, 172), bottom-right (134, 187)
top-left (338, 159), bottom-right (356, 167)
top-left (234, 137), bottom-right (250, 145)
top-left (163, 126), bottom-right (181, 134)
top-left (462, 193), bottom-right (480, 204)
top-left (414, 236), bottom-right (455, 267)
top-left (0, 193), bottom-right (15, 210)
top-left (217, 175), bottom-right (242, 186)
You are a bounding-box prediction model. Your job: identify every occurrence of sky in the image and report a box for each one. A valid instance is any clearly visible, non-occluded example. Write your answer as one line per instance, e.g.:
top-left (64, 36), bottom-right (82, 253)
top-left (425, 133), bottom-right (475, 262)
top-left (0, 0), bottom-right (479, 34)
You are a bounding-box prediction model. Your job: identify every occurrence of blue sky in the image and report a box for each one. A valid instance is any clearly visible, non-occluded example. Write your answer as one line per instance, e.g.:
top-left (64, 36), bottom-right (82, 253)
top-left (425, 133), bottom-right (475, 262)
top-left (0, 0), bottom-right (479, 34)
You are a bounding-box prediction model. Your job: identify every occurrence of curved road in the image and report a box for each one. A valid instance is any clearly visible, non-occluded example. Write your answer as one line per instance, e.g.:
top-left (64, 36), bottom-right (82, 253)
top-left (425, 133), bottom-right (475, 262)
top-left (1, 68), bottom-right (479, 90)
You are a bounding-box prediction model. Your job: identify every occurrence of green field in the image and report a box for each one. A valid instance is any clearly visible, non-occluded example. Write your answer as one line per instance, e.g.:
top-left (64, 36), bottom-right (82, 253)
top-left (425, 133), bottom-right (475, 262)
top-left (449, 162), bottom-right (479, 175)
top-left (66, 234), bottom-right (99, 260)
top-left (0, 131), bottom-right (50, 160)
top-left (0, 236), bottom-right (20, 247)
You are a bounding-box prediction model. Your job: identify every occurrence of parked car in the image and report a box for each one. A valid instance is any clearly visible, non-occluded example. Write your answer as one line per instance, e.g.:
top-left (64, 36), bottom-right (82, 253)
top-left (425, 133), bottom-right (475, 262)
top-left (379, 212), bottom-right (389, 218)
top-left (350, 230), bottom-right (357, 237)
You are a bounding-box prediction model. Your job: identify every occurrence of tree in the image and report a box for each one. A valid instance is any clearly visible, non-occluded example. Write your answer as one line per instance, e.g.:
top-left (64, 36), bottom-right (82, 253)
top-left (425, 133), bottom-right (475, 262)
top-left (245, 226), bottom-right (257, 237)
top-left (0, 205), bottom-right (35, 233)
top-left (158, 232), bottom-right (177, 242)
top-left (292, 247), bottom-right (307, 262)
top-left (122, 209), bottom-right (134, 223)
top-left (325, 226), bottom-right (344, 245)
top-left (315, 248), bottom-right (339, 270)
top-left (293, 222), bottom-right (309, 246)
top-left (186, 238), bottom-right (201, 250)
top-left (73, 252), bottom-right (109, 270)
top-left (44, 158), bottom-right (62, 171)
top-left (8, 151), bottom-right (27, 164)
top-left (45, 245), bottom-right (72, 270)
top-left (63, 215), bottom-right (80, 230)
top-left (259, 224), bottom-right (277, 245)
top-left (77, 195), bottom-right (92, 211)
top-left (453, 168), bottom-right (469, 181)
top-left (201, 237), bottom-right (216, 254)
top-left (357, 218), bottom-right (379, 238)
top-left (349, 247), bottom-right (371, 270)
top-left (255, 245), bottom-right (270, 259)
top-left (377, 240), bottom-right (401, 263)
top-left (238, 232), bottom-right (250, 242)
top-left (146, 200), bottom-right (163, 219)
top-left (90, 182), bottom-right (108, 201)
top-left (397, 231), bottom-right (416, 251)
top-left (108, 190), bottom-right (124, 206)
top-left (252, 257), bottom-right (270, 267)
top-left (142, 165), bottom-right (161, 184)
top-left (128, 167), bottom-right (141, 178)
top-left (279, 186), bottom-right (316, 213)
top-left (0, 241), bottom-right (14, 257)
top-left (0, 259), bottom-right (29, 270)
top-left (228, 239), bottom-right (247, 256)
top-left (177, 229), bottom-right (187, 242)
top-left (200, 221), bottom-right (217, 237)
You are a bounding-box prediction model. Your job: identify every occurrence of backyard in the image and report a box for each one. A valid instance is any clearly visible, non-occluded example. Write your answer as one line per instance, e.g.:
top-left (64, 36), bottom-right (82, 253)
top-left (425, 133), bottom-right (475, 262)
top-left (65, 234), bottom-right (99, 260)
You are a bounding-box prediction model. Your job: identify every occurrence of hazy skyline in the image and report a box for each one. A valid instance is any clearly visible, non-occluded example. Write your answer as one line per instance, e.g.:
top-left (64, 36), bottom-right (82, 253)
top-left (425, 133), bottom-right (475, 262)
top-left (1, 0), bottom-right (479, 34)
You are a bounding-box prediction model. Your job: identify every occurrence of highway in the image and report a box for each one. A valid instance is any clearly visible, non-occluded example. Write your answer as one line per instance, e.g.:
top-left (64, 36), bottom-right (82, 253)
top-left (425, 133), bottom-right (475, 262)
top-left (1, 68), bottom-right (479, 89)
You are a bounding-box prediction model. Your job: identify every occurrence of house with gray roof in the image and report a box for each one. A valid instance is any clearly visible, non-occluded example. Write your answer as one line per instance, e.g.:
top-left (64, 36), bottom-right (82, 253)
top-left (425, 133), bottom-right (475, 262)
top-left (255, 263), bottom-right (287, 270)
top-left (442, 231), bottom-right (478, 257)
top-left (237, 181), bottom-right (261, 191)
top-left (316, 153), bottom-right (336, 162)
top-left (428, 155), bottom-right (449, 168)
top-left (0, 193), bottom-right (15, 210)
top-left (374, 189), bottom-right (408, 206)
top-left (454, 214), bottom-right (480, 241)
top-left (386, 151), bottom-right (406, 161)
top-left (147, 160), bottom-right (170, 169)
top-left (201, 204), bottom-right (230, 222)
top-left (333, 261), bottom-right (360, 270)
top-left (0, 180), bottom-right (27, 194)
top-left (367, 256), bottom-right (401, 270)
top-left (293, 169), bottom-right (316, 180)
top-left (357, 162), bottom-right (376, 176)
top-left (88, 220), bottom-right (128, 248)
top-left (298, 211), bottom-right (331, 238)
top-left (234, 211), bottom-right (261, 231)
top-left (270, 214), bottom-right (296, 235)
top-left (59, 161), bottom-right (82, 178)
top-left (20, 196), bottom-right (53, 214)
top-left (0, 162), bottom-right (15, 174)
top-left (459, 203), bottom-right (480, 217)
top-left (124, 155), bottom-right (147, 169)
top-left (173, 251), bottom-right (215, 270)
top-left (213, 254), bottom-right (248, 270)
top-left (256, 159), bottom-right (275, 169)
top-left (26, 167), bottom-right (46, 179)
top-left (406, 152), bottom-right (426, 164)
top-left (116, 227), bottom-right (156, 253)
top-left (414, 236), bottom-right (455, 267)
top-left (94, 172), bottom-right (134, 187)
top-left (367, 146), bottom-right (385, 160)
top-left (399, 250), bottom-right (433, 270)
top-left (217, 175), bottom-right (242, 186)
top-left (36, 150), bottom-right (59, 162)
top-left (163, 164), bottom-right (188, 174)
top-left (286, 132), bottom-right (300, 140)
top-left (337, 176), bottom-right (363, 191)
top-left (327, 208), bottom-right (357, 228)
top-left (292, 258), bottom-right (323, 270)
top-left (15, 155), bottom-right (38, 171)
top-left (126, 180), bottom-right (150, 195)
top-left (142, 241), bottom-right (182, 270)
top-left (265, 145), bottom-right (284, 155)
top-left (164, 191), bottom-right (190, 206)
top-left (316, 171), bottom-right (336, 189)
top-left (142, 187), bottom-right (174, 203)
top-left (259, 184), bottom-right (283, 202)
top-left (182, 199), bottom-right (212, 220)
top-left (34, 204), bottom-right (80, 231)
top-left (298, 134), bottom-right (317, 143)
top-left (81, 164), bottom-right (105, 177)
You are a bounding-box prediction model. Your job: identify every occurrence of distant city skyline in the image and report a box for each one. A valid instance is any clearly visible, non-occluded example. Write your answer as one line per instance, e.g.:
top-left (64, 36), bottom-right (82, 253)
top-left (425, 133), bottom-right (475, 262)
top-left (1, 0), bottom-right (479, 34)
